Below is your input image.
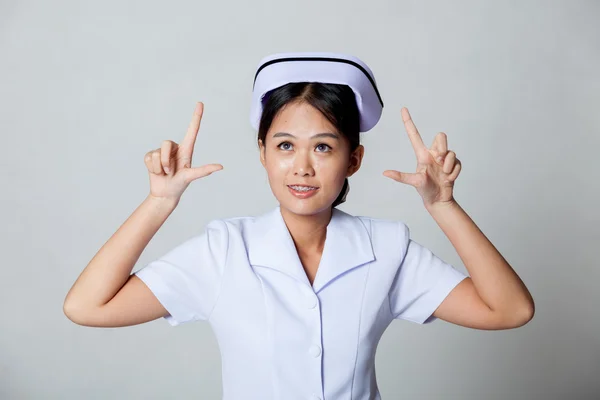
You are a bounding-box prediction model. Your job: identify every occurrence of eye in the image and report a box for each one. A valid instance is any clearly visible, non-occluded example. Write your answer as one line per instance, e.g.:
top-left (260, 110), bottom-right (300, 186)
top-left (277, 142), bottom-right (293, 151)
top-left (316, 143), bottom-right (332, 152)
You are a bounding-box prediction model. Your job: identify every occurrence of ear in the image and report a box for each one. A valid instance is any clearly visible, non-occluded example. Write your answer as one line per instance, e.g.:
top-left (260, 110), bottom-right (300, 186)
top-left (346, 145), bottom-right (364, 178)
top-left (258, 139), bottom-right (266, 168)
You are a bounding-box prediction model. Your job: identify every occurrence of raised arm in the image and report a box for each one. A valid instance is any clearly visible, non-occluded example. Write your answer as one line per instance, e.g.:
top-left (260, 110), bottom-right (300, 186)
top-left (63, 102), bottom-right (223, 327)
top-left (385, 107), bottom-right (534, 330)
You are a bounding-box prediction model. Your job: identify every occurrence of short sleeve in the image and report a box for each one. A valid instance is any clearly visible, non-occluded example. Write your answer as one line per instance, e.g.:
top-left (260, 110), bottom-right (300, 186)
top-left (389, 223), bottom-right (468, 324)
top-left (134, 219), bottom-right (229, 326)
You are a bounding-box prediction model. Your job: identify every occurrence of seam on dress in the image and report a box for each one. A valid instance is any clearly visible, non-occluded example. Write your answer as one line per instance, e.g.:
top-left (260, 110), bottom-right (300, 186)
top-left (350, 219), bottom-right (373, 399)
top-left (388, 222), bottom-right (410, 320)
top-left (255, 271), bottom-right (277, 399)
top-left (207, 219), bottom-right (230, 322)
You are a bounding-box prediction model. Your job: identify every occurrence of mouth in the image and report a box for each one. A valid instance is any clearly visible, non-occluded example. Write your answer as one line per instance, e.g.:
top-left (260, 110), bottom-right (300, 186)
top-left (287, 185), bottom-right (319, 199)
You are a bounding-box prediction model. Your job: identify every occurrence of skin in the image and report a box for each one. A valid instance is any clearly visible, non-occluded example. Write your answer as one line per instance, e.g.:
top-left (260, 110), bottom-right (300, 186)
top-left (64, 101), bottom-right (534, 330)
top-left (258, 101), bottom-right (363, 265)
top-left (384, 108), bottom-right (534, 329)
top-left (63, 102), bottom-right (223, 327)
top-left (260, 102), bottom-right (534, 330)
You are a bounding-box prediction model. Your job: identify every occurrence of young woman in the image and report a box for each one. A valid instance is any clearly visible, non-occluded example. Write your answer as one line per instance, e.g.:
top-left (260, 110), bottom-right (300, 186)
top-left (64, 52), bottom-right (534, 400)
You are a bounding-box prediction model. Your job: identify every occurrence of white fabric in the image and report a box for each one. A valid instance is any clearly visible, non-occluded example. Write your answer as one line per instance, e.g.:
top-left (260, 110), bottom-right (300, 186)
top-left (135, 206), bottom-right (468, 400)
top-left (250, 51), bottom-right (384, 133)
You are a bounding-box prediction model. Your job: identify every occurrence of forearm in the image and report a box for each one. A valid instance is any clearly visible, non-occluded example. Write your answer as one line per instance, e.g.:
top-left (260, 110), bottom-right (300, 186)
top-left (64, 195), bottom-right (178, 310)
top-left (426, 200), bottom-right (534, 316)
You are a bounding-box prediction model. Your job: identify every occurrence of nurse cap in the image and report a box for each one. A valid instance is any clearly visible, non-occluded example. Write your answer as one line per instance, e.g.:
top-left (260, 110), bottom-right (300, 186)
top-left (250, 51), bottom-right (384, 133)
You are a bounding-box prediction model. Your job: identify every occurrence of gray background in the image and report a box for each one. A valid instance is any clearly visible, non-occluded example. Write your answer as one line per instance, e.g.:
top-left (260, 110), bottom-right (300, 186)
top-left (1, 0), bottom-right (599, 398)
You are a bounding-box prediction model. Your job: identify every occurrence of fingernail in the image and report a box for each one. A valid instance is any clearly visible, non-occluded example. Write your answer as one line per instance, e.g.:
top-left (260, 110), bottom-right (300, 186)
top-left (437, 156), bottom-right (443, 163)
top-left (164, 166), bottom-right (171, 174)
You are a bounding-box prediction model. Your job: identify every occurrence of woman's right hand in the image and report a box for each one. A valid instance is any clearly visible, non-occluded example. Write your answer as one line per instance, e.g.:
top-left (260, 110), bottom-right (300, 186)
top-left (144, 102), bottom-right (223, 204)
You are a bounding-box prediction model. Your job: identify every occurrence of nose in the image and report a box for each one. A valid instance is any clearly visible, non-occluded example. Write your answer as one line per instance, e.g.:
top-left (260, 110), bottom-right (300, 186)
top-left (293, 150), bottom-right (315, 177)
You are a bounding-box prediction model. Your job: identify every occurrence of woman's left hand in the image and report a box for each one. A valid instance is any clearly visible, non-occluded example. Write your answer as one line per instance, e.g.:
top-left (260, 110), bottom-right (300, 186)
top-left (383, 107), bottom-right (462, 208)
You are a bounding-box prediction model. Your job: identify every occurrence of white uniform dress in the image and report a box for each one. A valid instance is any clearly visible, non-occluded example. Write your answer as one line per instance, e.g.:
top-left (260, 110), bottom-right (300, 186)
top-left (134, 206), bottom-right (468, 400)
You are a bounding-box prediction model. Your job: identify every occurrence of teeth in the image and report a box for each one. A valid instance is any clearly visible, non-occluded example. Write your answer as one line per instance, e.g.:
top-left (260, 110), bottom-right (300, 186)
top-left (290, 185), bottom-right (317, 192)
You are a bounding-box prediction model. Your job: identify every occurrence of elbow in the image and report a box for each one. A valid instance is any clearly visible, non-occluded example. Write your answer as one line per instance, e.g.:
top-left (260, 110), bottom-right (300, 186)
top-left (63, 298), bottom-right (81, 324)
top-left (63, 297), bottom-right (92, 326)
top-left (517, 285), bottom-right (536, 326)
top-left (63, 289), bottom-right (81, 324)
top-left (518, 293), bottom-right (536, 325)
top-left (520, 300), bottom-right (535, 325)
top-left (490, 299), bottom-right (535, 330)
top-left (506, 301), bottom-right (535, 329)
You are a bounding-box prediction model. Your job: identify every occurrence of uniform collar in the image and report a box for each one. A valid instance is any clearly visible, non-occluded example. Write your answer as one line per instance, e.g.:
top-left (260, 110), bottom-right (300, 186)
top-left (247, 206), bottom-right (375, 293)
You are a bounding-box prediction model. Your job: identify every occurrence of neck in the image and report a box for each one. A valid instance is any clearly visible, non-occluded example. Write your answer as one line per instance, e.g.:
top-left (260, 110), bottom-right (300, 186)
top-left (279, 206), bottom-right (332, 254)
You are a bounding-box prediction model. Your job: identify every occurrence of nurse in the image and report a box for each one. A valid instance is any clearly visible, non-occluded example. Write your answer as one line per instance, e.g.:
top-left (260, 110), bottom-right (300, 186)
top-left (64, 52), bottom-right (535, 399)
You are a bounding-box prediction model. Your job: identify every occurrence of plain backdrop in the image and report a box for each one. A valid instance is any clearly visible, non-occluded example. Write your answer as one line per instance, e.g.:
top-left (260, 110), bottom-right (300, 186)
top-left (1, 0), bottom-right (599, 399)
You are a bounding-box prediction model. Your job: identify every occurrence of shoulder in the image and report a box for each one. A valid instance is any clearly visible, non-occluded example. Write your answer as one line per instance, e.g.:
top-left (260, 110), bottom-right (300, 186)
top-left (333, 211), bottom-right (412, 265)
top-left (338, 210), bottom-right (411, 256)
top-left (203, 213), bottom-right (262, 239)
top-left (351, 213), bottom-right (410, 240)
top-left (215, 213), bottom-right (259, 230)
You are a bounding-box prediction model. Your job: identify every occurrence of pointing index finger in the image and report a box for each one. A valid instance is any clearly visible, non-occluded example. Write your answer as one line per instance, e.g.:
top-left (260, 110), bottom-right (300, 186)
top-left (401, 107), bottom-right (426, 153)
top-left (181, 102), bottom-right (203, 155)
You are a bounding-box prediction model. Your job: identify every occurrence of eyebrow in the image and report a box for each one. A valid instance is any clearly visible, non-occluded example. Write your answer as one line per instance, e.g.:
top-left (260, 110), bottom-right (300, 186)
top-left (272, 132), bottom-right (340, 140)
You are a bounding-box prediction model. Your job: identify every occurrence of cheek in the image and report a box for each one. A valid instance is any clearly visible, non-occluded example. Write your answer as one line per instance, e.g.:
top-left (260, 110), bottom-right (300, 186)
top-left (314, 158), bottom-right (347, 179)
top-left (276, 157), bottom-right (292, 170)
top-left (264, 155), bottom-right (293, 179)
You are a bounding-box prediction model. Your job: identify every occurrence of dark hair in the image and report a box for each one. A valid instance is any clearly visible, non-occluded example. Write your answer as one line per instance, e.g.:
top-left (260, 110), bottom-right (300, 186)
top-left (257, 82), bottom-right (361, 208)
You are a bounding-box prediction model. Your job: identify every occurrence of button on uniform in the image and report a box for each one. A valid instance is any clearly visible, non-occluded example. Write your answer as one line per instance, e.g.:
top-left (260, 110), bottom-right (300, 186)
top-left (306, 293), bottom-right (318, 309)
top-left (309, 344), bottom-right (322, 358)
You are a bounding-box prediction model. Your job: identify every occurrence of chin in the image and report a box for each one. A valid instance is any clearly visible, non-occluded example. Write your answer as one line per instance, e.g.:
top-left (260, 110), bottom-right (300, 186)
top-left (277, 193), bottom-right (333, 217)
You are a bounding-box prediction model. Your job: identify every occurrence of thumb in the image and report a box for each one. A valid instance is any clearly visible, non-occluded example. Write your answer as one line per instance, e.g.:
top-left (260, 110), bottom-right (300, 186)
top-left (383, 170), bottom-right (420, 187)
top-left (183, 164), bottom-right (223, 183)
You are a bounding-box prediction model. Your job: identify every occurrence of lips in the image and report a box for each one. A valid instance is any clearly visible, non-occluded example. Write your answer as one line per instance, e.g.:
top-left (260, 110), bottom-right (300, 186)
top-left (288, 185), bottom-right (318, 190)
top-left (287, 185), bottom-right (319, 199)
